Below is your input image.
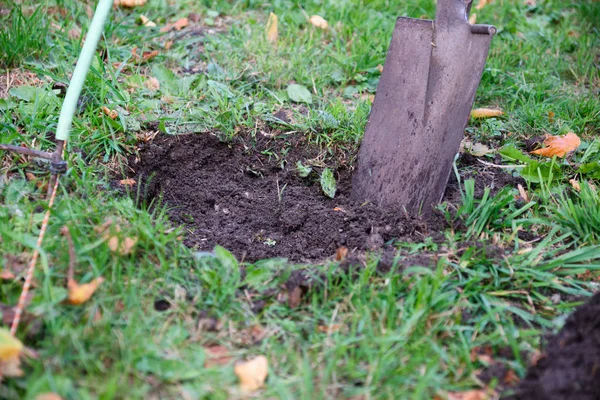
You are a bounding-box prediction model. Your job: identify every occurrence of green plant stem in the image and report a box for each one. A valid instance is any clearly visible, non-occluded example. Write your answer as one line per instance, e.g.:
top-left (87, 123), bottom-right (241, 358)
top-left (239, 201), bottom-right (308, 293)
top-left (55, 0), bottom-right (112, 142)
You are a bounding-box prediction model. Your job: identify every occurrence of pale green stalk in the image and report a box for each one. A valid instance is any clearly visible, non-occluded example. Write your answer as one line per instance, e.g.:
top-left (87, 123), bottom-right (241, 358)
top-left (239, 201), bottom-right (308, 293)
top-left (55, 0), bottom-right (113, 141)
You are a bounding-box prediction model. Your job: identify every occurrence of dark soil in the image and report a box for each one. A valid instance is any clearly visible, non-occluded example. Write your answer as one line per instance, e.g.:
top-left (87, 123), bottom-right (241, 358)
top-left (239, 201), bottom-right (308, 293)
top-left (506, 292), bottom-right (600, 400)
top-left (132, 131), bottom-right (522, 263)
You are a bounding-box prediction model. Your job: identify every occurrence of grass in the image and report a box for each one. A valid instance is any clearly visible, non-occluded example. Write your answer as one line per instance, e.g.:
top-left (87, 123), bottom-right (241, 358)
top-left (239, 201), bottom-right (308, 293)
top-left (0, 0), bottom-right (599, 398)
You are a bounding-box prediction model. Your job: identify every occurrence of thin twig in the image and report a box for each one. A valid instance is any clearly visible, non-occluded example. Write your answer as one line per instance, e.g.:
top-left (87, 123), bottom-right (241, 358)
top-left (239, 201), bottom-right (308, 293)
top-left (10, 176), bottom-right (60, 335)
top-left (477, 159), bottom-right (525, 169)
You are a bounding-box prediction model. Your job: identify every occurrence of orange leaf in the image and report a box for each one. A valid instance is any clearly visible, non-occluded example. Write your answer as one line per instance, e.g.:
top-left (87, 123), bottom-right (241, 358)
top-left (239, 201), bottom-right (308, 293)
top-left (67, 277), bottom-right (104, 305)
top-left (530, 132), bottom-right (581, 158)
top-left (335, 246), bottom-right (348, 261)
top-left (470, 108), bottom-right (503, 119)
top-left (113, 0), bottom-right (147, 7)
top-left (101, 106), bottom-right (118, 119)
top-left (160, 17), bottom-right (189, 33)
top-left (119, 178), bottom-right (136, 186)
top-left (234, 355), bottom-right (268, 392)
top-left (317, 323), bottom-right (342, 333)
top-left (569, 179), bottom-right (581, 191)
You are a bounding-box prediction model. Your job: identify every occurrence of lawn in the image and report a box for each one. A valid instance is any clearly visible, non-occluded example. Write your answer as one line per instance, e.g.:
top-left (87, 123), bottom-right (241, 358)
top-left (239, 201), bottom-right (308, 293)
top-left (0, 0), bottom-right (599, 399)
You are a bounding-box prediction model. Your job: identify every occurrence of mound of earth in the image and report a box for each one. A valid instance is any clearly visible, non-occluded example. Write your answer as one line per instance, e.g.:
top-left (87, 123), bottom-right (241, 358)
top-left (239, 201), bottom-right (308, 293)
top-left (507, 292), bottom-right (600, 400)
top-left (133, 132), bottom-right (450, 262)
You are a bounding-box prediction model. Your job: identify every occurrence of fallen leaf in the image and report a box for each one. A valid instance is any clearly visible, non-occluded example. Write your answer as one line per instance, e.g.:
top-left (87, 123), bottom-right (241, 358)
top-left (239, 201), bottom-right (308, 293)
top-left (0, 269), bottom-right (15, 280)
top-left (471, 108), bottom-right (503, 119)
top-left (160, 17), bottom-right (189, 33)
top-left (265, 12), bottom-right (278, 44)
top-left (448, 389), bottom-right (493, 400)
top-left (35, 394), bottom-right (64, 400)
top-left (569, 179), bottom-right (581, 191)
top-left (469, 13), bottom-right (477, 24)
top-left (309, 15), bottom-right (329, 30)
top-left (504, 369), bottom-right (520, 385)
top-left (517, 184), bottom-right (530, 202)
top-left (101, 106), bottom-right (118, 119)
top-left (67, 277), bottom-right (105, 305)
top-left (139, 15), bottom-right (156, 28)
top-left (530, 132), bottom-right (581, 158)
top-left (119, 178), bottom-right (136, 186)
top-left (287, 286), bottom-right (302, 308)
top-left (113, 0), bottom-right (147, 7)
top-left (145, 77), bottom-right (160, 90)
top-left (317, 323), bottom-right (342, 333)
top-left (131, 47), bottom-right (159, 63)
top-left (335, 246), bottom-right (348, 261)
top-left (108, 236), bottom-right (138, 255)
top-left (333, 206), bottom-right (346, 212)
top-left (470, 143), bottom-right (492, 157)
top-left (475, 0), bottom-right (493, 10)
top-left (204, 345), bottom-right (233, 367)
top-left (234, 355), bottom-right (268, 392)
top-left (548, 111), bottom-right (555, 123)
top-left (0, 328), bottom-right (23, 379)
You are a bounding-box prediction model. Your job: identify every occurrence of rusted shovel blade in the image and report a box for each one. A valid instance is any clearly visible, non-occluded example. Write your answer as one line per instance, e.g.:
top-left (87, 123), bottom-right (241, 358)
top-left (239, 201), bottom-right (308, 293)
top-left (352, 0), bottom-right (495, 215)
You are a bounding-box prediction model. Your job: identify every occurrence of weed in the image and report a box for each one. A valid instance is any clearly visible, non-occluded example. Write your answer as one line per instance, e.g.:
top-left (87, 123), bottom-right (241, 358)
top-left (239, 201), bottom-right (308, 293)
top-left (0, 3), bottom-right (49, 69)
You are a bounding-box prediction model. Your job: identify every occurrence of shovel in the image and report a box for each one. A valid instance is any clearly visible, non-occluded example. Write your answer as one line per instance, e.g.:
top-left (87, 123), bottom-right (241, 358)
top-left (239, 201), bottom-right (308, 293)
top-left (352, 0), bottom-right (496, 214)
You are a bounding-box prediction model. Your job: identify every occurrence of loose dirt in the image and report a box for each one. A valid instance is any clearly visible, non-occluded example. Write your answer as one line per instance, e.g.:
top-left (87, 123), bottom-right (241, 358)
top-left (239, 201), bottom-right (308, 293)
top-left (507, 292), bottom-right (600, 400)
top-left (133, 130), bottom-right (523, 263)
top-left (134, 132), bottom-right (444, 263)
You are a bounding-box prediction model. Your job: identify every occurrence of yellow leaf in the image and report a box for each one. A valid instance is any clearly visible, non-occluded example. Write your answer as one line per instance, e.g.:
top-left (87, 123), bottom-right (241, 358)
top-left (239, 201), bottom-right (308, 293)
top-left (67, 278), bottom-right (105, 305)
top-left (139, 15), bottom-right (156, 28)
top-left (113, 0), bottom-right (147, 7)
top-left (309, 15), bottom-right (329, 30)
top-left (531, 132), bottom-right (581, 158)
top-left (234, 355), bottom-right (268, 392)
top-left (35, 394), bottom-right (64, 400)
top-left (470, 108), bottom-right (503, 118)
top-left (0, 328), bottom-right (23, 379)
top-left (570, 179), bottom-right (581, 191)
top-left (265, 12), bottom-right (278, 44)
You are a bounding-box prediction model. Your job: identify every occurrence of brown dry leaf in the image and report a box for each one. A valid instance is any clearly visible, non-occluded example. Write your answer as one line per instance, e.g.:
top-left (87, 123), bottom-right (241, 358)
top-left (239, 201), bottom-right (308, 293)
top-left (139, 15), bottom-right (156, 28)
top-left (265, 12), bottom-right (278, 44)
top-left (569, 179), bottom-right (581, 191)
top-left (113, 0), bottom-right (147, 7)
top-left (317, 323), bottom-right (342, 333)
top-left (204, 345), bottom-right (233, 367)
top-left (517, 184), bottom-right (530, 202)
top-left (145, 77), bottom-right (160, 90)
top-left (531, 132), bottom-right (581, 158)
top-left (448, 389), bottom-right (493, 400)
top-left (469, 13), bottom-right (477, 24)
top-left (333, 206), bottom-right (346, 212)
top-left (0, 328), bottom-right (24, 379)
top-left (234, 355), bottom-right (268, 392)
top-left (119, 178), bottom-right (136, 186)
top-left (160, 17), bottom-right (189, 33)
top-left (0, 269), bottom-right (15, 280)
top-left (131, 47), bottom-right (159, 63)
top-left (67, 277), bottom-right (105, 305)
top-left (101, 106), bottom-right (118, 119)
top-left (548, 111), bottom-right (555, 123)
top-left (470, 143), bottom-right (492, 157)
top-left (35, 393), bottom-right (64, 400)
top-left (471, 108), bottom-right (503, 119)
top-left (287, 286), bottom-right (302, 308)
top-left (475, 0), bottom-right (493, 10)
top-left (309, 15), bottom-right (329, 30)
top-left (97, 220), bottom-right (138, 255)
top-left (504, 369), bottom-right (520, 386)
top-left (335, 246), bottom-right (348, 261)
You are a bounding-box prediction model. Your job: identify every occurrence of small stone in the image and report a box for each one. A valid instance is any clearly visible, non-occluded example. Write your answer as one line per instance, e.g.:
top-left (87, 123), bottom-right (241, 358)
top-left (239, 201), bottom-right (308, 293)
top-left (366, 233), bottom-right (384, 250)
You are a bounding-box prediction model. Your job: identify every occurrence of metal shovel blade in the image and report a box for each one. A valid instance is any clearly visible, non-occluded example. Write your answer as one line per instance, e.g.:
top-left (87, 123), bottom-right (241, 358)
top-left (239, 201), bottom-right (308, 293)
top-left (351, 0), bottom-right (495, 214)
